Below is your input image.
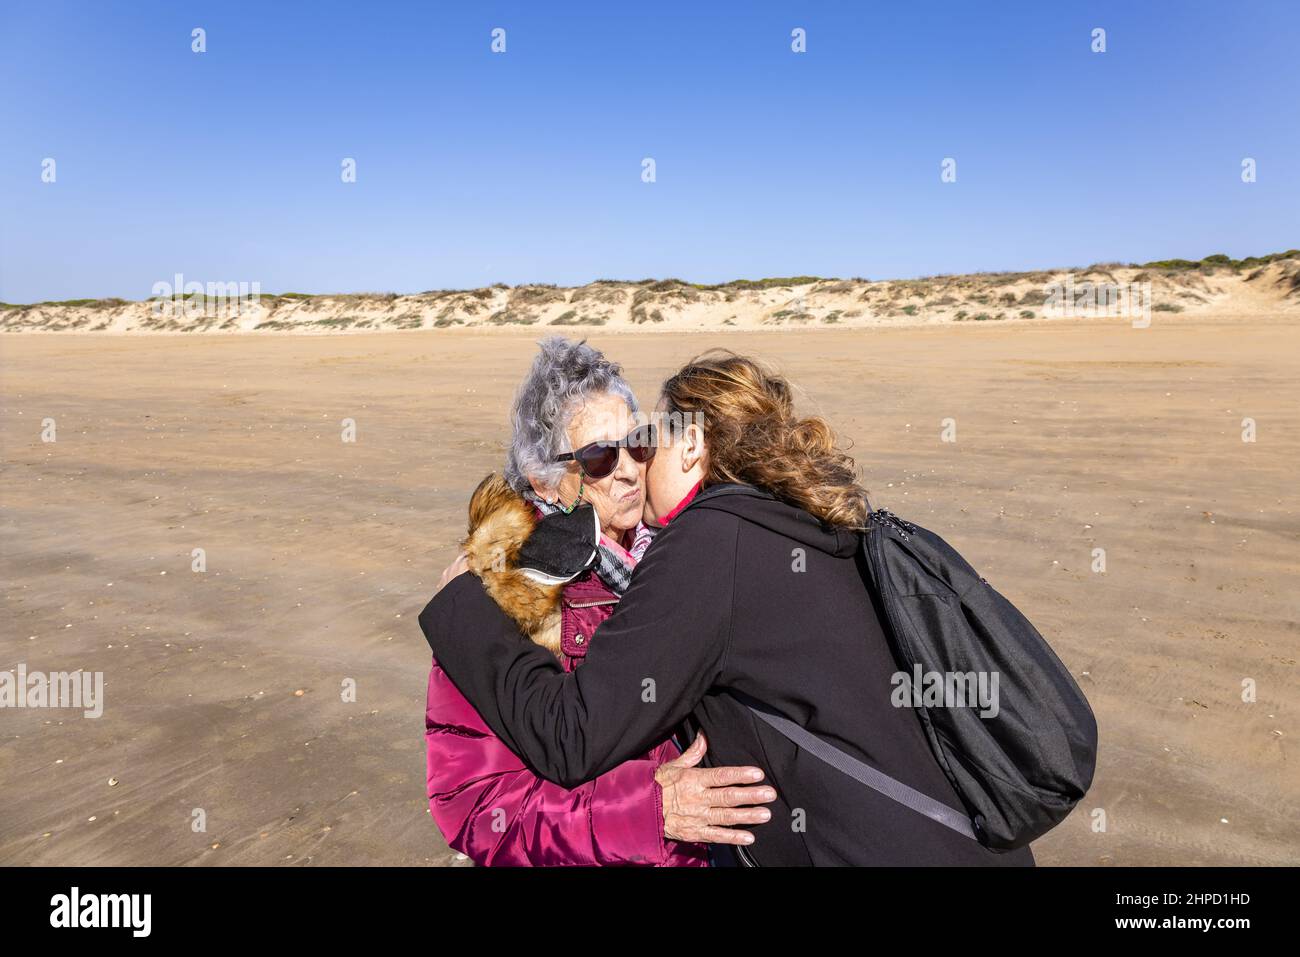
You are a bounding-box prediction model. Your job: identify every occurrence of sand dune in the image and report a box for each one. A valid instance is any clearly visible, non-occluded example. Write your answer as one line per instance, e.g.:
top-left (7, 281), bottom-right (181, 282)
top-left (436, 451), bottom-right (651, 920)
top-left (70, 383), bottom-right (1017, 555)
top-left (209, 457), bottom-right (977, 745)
top-left (4, 253), bottom-right (1298, 335)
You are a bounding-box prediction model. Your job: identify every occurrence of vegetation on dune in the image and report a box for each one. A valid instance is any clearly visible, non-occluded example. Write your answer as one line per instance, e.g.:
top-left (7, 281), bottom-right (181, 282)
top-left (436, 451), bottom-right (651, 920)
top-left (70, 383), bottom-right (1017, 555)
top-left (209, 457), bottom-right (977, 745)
top-left (766, 309), bottom-right (814, 324)
top-left (12, 297), bottom-right (130, 309)
top-left (551, 312), bottom-right (606, 326)
top-left (813, 280), bottom-right (855, 294)
top-left (630, 305), bottom-right (666, 324)
top-left (571, 284), bottom-right (628, 304)
top-left (713, 276), bottom-right (825, 291)
top-left (487, 310), bottom-right (538, 325)
top-left (1141, 250), bottom-right (1299, 270)
top-left (510, 285), bottom-right (567, 306)
top-left (616, 276), bottom-right (827, 292)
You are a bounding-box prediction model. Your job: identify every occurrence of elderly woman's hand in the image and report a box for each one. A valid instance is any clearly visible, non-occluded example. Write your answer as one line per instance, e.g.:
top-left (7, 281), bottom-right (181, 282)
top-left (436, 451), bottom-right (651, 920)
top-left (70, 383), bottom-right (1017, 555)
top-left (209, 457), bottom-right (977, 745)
top-left (436, 552), bottom-right (471, 594)
top-left (655, 732), bottom-right (777, 846)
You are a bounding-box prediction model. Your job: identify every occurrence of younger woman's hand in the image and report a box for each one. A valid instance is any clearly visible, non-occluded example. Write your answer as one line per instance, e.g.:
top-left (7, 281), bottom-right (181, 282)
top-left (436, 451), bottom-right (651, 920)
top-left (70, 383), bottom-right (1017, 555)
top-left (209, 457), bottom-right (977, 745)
top-left (655, 732), bottom-right (777, 845)
top-left (436, 552), bottom-right (471, 594)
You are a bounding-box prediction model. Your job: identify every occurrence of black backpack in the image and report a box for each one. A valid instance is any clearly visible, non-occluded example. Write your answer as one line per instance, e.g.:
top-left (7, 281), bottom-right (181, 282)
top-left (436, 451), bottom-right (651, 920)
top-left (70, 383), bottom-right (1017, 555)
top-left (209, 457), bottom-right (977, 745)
top-left (694, 485), bottom-right (1098, 851)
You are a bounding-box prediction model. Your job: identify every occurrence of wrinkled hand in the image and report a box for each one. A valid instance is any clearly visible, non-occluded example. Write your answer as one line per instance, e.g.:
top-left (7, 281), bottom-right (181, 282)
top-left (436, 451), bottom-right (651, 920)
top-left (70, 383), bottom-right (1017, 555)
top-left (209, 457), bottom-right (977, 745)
top-left (436, 552), bottom-right (471, 594)
top-left (655, 732), bottom-right (777, 846)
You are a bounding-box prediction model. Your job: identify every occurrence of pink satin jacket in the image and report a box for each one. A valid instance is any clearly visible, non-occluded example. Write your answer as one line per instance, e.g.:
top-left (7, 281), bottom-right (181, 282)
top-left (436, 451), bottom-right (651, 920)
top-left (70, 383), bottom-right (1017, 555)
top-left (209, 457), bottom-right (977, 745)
top-left (424, 571), bottom-right (709, 866)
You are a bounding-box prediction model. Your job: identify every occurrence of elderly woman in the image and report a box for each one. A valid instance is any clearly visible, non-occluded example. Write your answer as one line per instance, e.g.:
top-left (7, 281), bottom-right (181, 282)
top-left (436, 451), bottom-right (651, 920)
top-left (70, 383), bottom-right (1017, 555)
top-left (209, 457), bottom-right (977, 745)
top-left (423, 337), bottom-right (775, 866)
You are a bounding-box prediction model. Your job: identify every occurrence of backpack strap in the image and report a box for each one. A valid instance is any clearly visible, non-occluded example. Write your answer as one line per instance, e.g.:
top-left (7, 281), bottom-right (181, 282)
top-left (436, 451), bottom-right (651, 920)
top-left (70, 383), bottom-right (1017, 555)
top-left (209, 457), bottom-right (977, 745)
top-left (737, 693), bottom-right (978, 841)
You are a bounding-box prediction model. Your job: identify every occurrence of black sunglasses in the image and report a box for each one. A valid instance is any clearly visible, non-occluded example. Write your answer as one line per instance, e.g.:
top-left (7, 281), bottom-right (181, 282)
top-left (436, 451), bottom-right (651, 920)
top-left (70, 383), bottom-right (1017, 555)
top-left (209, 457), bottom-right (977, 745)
top-left (554, 424), bottom-right (657, 480)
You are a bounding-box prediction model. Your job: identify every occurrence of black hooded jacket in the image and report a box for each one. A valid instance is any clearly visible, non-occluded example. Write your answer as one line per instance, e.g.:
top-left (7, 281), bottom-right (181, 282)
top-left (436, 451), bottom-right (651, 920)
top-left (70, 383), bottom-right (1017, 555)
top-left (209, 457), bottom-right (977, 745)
top-left (420, 484), bottom-right (1034, 866)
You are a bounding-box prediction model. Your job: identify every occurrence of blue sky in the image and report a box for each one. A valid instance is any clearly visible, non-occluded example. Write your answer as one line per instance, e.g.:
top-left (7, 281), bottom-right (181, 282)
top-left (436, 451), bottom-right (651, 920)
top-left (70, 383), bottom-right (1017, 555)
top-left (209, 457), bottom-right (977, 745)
top-left (1, 0), bottom-right (1296, 302)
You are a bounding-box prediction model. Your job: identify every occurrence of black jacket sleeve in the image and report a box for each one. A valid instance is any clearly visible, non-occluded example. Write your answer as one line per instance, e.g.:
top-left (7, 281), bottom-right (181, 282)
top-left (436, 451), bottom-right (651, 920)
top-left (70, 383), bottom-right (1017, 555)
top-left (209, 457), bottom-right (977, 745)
top-left (419, 510), bottom-right (738, 788)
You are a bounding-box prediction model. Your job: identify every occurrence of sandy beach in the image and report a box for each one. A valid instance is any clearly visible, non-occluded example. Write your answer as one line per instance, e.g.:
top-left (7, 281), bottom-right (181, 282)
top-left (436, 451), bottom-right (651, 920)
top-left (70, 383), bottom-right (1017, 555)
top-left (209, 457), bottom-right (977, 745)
top-left (1, 315), bottom-right (1297, 866)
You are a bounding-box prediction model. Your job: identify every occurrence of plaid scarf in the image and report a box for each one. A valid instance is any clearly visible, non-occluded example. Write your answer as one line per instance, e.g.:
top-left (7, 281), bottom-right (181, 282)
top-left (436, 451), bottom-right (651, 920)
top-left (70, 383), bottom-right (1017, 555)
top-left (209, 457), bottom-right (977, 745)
top-left (531, 496), bottom-right (653, 597)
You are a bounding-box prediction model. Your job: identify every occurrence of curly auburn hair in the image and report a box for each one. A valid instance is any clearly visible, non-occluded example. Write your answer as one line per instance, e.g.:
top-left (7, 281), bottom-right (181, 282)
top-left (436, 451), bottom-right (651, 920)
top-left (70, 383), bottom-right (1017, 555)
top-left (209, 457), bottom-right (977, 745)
top-left (660, 351), bottom-right (869, 529)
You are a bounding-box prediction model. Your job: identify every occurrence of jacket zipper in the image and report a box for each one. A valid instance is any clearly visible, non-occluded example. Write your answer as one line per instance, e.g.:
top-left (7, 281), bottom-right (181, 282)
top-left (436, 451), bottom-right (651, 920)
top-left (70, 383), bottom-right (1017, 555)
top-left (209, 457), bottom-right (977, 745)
top-left (870, 508), bottom-right (917, 538)
top-left (564, 598), bottom-right (619, 609)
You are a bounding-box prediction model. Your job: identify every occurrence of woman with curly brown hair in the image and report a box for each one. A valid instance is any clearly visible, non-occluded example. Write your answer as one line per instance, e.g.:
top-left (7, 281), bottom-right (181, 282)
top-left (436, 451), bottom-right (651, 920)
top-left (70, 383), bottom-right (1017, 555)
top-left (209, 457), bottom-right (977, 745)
top-left (421, 350), bottom-right (1035, 866)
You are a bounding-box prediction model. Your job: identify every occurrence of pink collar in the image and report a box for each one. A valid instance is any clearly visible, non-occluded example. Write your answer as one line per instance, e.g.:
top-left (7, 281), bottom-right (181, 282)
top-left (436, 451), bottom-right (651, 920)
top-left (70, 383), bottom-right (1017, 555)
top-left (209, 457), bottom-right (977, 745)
top-left (601, 530), bottom-right (635, 564)
top-left (660, 481), bottom-right (702, 525)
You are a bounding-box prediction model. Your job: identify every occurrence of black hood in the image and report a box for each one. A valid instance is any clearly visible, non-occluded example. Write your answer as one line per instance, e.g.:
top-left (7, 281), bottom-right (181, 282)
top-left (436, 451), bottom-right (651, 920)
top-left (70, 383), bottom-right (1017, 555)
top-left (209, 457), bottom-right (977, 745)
top-left (686, 483), bottom-right (860, 558)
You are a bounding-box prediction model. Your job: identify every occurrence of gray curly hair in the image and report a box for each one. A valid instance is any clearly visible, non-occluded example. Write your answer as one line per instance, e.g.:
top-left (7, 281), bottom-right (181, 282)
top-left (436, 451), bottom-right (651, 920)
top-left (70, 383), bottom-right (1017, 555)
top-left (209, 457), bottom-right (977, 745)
top-left (503, 336), bottom-right (639, 493)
